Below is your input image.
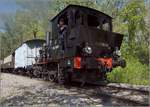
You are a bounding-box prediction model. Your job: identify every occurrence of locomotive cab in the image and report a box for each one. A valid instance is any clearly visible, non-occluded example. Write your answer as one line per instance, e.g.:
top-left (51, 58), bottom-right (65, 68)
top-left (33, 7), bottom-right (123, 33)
top-left (50, 5), bottom-right (125, 65)
top-left (46, 5), bottom-right (126, 84)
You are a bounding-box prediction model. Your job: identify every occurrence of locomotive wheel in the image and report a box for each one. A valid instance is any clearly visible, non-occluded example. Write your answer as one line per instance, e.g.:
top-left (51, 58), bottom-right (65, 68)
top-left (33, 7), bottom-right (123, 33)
top-left (27, 70), bottom-right (33, 78)
top-left (17, 69), bottom-right (22, 75)
top-left (57, 68), bottom-right (71, 85)
top-left (43, 75), bottom-right (48, 81)
top-left (64, 72), bottom-right (71, 85)
top-left (48, 74), bottom-right (55, 82)
top-left (57, 68), bottom-right (65, 85)
top-left (47, 70), bottom-right (57, 82)
top-left (33, 66), bottom-right (41, 78)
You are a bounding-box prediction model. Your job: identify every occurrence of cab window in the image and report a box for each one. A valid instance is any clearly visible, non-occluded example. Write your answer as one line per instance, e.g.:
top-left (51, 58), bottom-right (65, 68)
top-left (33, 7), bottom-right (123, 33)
top-left (102, 19), bottom-right (110, 31)
top-left (87, 15), bottom-right (99, 27)
top-left (75, 11), bottom-right (84, 25)
top-left (57, 12), bottom-right (68, 25)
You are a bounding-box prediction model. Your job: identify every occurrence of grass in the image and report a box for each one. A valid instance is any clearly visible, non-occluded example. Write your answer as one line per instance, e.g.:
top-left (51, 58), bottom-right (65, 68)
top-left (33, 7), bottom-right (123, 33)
top-left (107, 55), bottom-right (149, 85)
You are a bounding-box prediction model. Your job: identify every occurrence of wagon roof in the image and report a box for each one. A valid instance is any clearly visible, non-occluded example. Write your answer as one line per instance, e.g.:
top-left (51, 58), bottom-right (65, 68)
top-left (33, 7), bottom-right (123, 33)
top-left (50, 4), bottom-right (112, 21)
top-left (10, 39), bottom-right (45, 55)
top-left (25, 39), bottom-right (45, 44)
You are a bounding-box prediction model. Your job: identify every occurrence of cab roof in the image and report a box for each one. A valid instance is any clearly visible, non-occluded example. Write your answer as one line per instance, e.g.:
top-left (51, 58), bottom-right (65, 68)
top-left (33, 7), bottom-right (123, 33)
top-left (50, 4), bottom-right (112, 21)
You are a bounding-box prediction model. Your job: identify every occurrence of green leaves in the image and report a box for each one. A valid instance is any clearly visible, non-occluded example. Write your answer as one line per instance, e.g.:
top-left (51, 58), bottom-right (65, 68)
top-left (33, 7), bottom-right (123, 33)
top-left (0, 0), bottom-right (51, 59)
top-left (53, 0), bottom-right (97, 13)
top-left (120, 0), bottom-right (147, 41)
top-left (119, 0), bottom-right (149, 65)
top-left (107, 55), bottom-right (149, 85)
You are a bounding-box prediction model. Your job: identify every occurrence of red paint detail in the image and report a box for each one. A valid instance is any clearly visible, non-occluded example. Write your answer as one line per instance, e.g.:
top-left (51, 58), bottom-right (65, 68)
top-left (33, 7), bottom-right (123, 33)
top-left (74, 57), bottom-right (81, 69)
top-left (97, 58), bottom-right (112, 69)
top-left (35, 60), bottom-right (49, 65)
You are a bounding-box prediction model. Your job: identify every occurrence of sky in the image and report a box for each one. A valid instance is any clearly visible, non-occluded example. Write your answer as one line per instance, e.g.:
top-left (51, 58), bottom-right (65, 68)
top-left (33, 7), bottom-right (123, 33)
top-left (0, 0), bottom-right (20, 31)
top-left (0, 0), bottom-right (19, 13)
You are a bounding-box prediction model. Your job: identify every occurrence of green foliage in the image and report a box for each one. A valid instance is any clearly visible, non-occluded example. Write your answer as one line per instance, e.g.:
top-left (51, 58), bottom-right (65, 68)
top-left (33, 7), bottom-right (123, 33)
top-left (119, 0), bottom-right (149, 65)
top-left (53, 0), bottom-right (97, 12)
top-left (120, 0), bottom-right (148, 49)
top-left (0, 0), bottom-right (53, 58)
top-left (107, 55), bottom-right (149, 85)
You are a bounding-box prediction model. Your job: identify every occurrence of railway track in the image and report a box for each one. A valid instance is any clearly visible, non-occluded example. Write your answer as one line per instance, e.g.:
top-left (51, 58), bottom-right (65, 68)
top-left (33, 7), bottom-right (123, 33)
top-left (2, 73), bottom-right (149, 106)
top-left (74, 83), bottom-right (149, 106)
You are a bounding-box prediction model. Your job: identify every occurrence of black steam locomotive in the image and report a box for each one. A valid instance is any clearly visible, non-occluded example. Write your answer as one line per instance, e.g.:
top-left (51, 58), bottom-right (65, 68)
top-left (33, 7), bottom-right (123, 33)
top-left (32, 5), bottom-right (126, 85)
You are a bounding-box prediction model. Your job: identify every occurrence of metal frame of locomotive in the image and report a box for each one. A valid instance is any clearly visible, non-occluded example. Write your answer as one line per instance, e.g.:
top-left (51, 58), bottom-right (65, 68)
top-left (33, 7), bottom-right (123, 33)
top-left (32, 5), bottom-right (126, 85)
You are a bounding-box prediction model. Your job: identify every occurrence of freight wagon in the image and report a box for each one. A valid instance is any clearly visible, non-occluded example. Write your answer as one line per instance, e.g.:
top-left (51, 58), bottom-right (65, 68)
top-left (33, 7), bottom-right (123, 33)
top-left (1, 39), bottom-right (45, 74)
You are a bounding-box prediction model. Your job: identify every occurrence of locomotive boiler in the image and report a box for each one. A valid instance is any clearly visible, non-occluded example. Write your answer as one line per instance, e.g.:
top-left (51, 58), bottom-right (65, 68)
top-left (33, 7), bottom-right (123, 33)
top-left (33, 5), bottom-right (126, 85)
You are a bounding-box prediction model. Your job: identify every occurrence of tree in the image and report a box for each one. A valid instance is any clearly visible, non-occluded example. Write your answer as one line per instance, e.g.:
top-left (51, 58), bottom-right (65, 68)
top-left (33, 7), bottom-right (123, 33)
top-left (120, 0), bottom-right (147, 48)
top-left (0, 0), bottom-right (54, 59)
top-left (53, 0), bottom-right (97, 13)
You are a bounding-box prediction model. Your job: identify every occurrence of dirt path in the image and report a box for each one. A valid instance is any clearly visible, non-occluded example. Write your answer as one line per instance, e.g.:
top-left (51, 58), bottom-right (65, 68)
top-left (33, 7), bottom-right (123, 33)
top-left (0, 73), bottom-right (46, 99)
top-left (0, 73), bottom-right (113, 106)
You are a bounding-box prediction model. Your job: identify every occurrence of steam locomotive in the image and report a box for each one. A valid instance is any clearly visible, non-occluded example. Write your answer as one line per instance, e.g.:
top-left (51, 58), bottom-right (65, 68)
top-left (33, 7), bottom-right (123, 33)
top-left (32, 5), bottom-right (126, 85)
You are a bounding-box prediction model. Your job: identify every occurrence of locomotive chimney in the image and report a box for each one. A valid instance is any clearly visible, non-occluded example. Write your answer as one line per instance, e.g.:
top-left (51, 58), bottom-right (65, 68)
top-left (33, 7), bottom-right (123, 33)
top-left (33, 30), bottom-right (37, 39)
top-left (46, 31), bottom-right (51, 46)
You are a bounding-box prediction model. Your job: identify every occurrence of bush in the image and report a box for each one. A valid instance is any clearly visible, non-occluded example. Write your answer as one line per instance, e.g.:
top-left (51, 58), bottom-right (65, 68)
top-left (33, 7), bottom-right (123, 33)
top-left (107, 55), bottom-right (149, 85)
